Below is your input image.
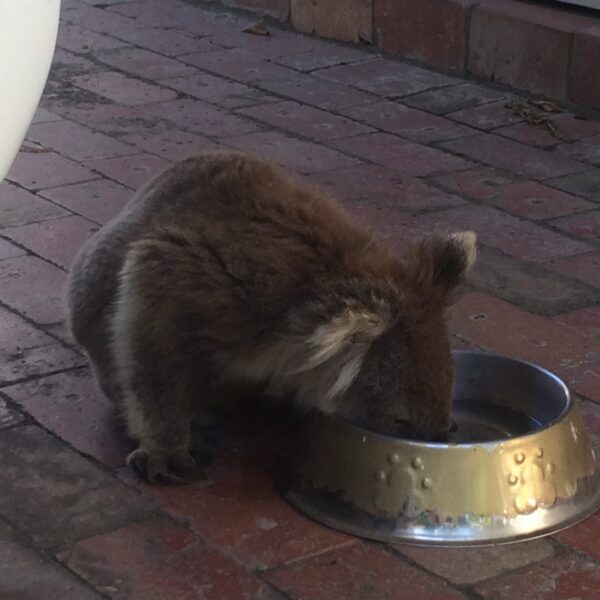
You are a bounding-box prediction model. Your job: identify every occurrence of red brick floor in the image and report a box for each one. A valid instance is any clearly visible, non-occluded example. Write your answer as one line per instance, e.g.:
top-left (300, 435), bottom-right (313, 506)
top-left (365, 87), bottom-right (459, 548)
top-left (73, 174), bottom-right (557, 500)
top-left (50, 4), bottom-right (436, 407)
top-left (1, 1), bottom-right (600, 598)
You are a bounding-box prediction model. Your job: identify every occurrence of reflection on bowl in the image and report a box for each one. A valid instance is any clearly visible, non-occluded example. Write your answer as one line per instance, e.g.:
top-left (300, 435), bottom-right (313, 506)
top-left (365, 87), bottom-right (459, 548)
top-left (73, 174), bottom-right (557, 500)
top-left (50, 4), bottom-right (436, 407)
top-left (278, 351), bottom-right (600, 546)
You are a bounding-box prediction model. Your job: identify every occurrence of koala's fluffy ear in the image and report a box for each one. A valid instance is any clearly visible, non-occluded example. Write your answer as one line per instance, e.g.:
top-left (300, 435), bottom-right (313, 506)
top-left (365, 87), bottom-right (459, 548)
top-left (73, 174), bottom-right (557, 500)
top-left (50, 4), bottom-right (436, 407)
top-left (404, 231), bottom-right (477, 297)
top-left (300, 305), bottom-right (390, 373)
top-left (282, 303), bottom-right (392, 405)
top-left (232, 301), bottom-right (393, 409)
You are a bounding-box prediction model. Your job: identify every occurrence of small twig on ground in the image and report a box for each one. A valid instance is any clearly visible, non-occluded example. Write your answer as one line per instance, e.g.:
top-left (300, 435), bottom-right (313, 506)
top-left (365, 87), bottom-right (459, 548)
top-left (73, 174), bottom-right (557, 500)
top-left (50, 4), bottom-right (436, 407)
top-left (243, 18), bottom-right (270, 36)
top-left (505, 99), bottom-right (573, 143)
top-left (527, 99), bottom-right (562, 113)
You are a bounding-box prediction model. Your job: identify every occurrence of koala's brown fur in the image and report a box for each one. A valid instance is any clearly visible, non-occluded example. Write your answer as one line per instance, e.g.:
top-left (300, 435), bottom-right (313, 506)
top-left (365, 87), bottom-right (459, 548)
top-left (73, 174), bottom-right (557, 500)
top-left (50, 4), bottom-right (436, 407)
top-left (67, 152), bottom-right (476, 483)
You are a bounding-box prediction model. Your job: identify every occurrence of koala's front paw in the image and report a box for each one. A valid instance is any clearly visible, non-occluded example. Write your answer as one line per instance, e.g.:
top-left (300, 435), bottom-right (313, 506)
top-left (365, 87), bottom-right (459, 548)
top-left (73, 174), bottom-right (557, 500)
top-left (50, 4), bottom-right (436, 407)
top-left (127, 448), bottom-right (205, 484)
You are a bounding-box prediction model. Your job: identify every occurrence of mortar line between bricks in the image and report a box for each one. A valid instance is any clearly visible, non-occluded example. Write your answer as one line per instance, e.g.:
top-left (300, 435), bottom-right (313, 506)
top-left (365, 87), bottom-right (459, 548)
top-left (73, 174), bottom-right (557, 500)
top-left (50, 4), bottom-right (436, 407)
top-left (1, 338), bottom-right (83, 372)
top-left (4, 173), bottom-right (103, 196)
top-left (0, 364), bottom-right (88, 391)
top-left (475, 124), bottom-right (565, 152)
top-left (284, 57), bottom-right (376, 75)
top-left (0, 297), bottom-right (81, 353)
top-left (340, 195), bottom-right (454, 219)
top-left (0, 233), bottom-right (69, 273)
top-left (581, 395), bottom-right (600, 407)
top-left (380, 541), bottom-right (485, 600)
top-left (21, 191), bottom-right (107, 228)
top-left (572, 390), bottom-right (600, 404)
top-left (381, 81), bottom-right (485, 106)
top-left (0, 210), bottom-right (92, 233)
top-left (545, 214), bottom-right (600, 244)
top-left (0, 512), bottom-right (113, 600)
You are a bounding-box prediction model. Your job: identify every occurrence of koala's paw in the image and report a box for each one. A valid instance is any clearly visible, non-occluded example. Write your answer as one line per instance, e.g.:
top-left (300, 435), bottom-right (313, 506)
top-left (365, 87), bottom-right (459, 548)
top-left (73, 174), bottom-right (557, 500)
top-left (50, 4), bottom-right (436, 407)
top-left (127, 447), bottom-right (205, 485)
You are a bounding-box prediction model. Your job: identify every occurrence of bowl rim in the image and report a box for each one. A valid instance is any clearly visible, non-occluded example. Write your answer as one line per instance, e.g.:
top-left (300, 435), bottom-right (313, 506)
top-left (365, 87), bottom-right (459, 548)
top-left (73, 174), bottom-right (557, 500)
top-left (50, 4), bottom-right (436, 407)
top-left (334, 349), bottom-right (573, 449)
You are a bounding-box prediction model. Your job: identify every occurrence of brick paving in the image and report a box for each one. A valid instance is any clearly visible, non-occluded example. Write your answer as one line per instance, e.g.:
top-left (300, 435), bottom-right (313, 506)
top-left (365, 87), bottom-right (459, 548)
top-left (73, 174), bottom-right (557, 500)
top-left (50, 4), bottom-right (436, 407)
top-left (1, 1), bottom-right (600, 598)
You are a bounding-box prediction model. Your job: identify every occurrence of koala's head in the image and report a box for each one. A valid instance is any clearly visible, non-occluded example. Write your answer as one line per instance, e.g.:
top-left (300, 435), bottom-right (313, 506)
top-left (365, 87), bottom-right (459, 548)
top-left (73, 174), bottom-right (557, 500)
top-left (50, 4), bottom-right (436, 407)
top-left (278, 231), bottom-right (477, 440)
top-left (346, 230), bottom-right (477, 439)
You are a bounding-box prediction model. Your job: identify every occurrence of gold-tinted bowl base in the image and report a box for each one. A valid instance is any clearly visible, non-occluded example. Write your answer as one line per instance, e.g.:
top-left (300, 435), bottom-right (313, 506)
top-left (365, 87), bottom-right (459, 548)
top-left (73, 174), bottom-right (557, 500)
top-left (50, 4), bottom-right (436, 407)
top-left (278, 351), bottom-right (600, 546)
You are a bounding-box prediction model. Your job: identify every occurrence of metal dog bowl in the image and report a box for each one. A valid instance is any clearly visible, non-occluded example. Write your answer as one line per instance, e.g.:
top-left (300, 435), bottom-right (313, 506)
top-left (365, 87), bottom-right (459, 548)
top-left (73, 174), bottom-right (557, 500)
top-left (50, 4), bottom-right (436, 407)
top-left (278, 351), bottom-right (600, 546)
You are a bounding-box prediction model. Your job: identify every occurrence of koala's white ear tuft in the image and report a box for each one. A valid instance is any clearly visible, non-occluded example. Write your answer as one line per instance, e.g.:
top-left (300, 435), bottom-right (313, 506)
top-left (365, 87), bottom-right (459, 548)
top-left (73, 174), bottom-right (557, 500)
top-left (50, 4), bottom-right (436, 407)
top-left (228, 299), bottom-right (393, 410)
top-left (449, 230), bottom-right (477, 273)
top-left (405, 230), bottom-right (478, 295)
top-left (300, 306), bottom-right (390, 373)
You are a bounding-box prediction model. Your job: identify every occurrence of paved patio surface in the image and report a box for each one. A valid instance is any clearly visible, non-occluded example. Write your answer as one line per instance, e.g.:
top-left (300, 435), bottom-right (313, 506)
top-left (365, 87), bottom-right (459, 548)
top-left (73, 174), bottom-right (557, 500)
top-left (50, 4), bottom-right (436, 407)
top-left (2, 1), bottom-right (600, 598)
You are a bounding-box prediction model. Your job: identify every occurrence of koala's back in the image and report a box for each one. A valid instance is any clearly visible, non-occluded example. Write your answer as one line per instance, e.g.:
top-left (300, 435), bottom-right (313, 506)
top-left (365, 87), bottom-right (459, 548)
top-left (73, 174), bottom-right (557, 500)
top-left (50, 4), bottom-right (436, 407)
top-left (67, 151), bottom-right (397, 366)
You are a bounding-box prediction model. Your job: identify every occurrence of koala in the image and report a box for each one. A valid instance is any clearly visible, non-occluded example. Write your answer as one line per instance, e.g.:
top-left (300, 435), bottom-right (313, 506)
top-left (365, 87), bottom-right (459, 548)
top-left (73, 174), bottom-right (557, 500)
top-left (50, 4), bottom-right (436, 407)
top-left (66, 152), bottom-right (476, 484)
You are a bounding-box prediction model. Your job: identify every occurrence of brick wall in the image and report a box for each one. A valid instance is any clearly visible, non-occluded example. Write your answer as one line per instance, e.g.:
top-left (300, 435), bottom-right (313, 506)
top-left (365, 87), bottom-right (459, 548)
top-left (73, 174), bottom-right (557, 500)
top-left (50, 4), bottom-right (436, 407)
top-left (215, 0), bottom-right (600, 111)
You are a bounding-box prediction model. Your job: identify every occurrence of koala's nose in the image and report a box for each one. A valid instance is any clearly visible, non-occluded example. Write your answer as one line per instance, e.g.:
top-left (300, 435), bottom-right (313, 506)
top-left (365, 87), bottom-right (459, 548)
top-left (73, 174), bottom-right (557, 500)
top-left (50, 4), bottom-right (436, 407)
top-left (429, 421), bottom-right (458, 443)
top-left (411, 420), bottom-right (456, 442)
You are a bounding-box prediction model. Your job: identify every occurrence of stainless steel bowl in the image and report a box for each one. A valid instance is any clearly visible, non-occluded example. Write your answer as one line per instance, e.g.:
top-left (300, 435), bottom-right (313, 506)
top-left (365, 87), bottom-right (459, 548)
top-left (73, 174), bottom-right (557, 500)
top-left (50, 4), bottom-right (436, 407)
top-left (278, 351), bottom-right (600, 546)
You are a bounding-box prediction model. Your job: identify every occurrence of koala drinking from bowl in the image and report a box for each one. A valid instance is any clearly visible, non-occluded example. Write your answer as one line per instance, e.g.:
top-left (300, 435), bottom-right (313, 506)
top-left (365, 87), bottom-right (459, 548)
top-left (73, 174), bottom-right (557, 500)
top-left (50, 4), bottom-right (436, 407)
top-left (67, 152), bottom-right (476, 484)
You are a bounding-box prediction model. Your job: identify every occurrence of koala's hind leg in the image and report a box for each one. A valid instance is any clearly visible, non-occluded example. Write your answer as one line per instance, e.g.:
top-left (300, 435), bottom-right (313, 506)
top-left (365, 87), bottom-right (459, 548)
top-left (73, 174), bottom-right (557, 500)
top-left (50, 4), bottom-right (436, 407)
top-left (120, 372), bottom-right (203, 484)
top-left (112, 320), bottom-right (208, 484)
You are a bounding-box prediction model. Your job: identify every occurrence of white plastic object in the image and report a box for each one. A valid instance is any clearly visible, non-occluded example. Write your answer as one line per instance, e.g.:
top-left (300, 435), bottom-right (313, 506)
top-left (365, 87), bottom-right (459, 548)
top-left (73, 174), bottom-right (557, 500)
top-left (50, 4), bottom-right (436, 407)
top-left (0, 0), bottom-right (61, 182)
top-left (556, 0), bottom-right (600, 8)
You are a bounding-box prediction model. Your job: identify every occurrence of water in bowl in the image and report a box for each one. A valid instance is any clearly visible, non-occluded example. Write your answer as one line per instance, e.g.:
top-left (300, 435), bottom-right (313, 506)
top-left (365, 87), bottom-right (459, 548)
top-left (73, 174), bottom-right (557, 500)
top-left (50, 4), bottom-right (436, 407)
top-left (447, 401), bottom-right (543, 443)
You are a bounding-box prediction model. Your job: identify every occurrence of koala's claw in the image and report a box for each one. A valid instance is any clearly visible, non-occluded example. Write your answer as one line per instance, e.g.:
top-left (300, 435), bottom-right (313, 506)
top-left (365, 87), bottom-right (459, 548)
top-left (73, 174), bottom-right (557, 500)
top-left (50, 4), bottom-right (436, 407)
top-left (127, 448), bottom-right (205, 484)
